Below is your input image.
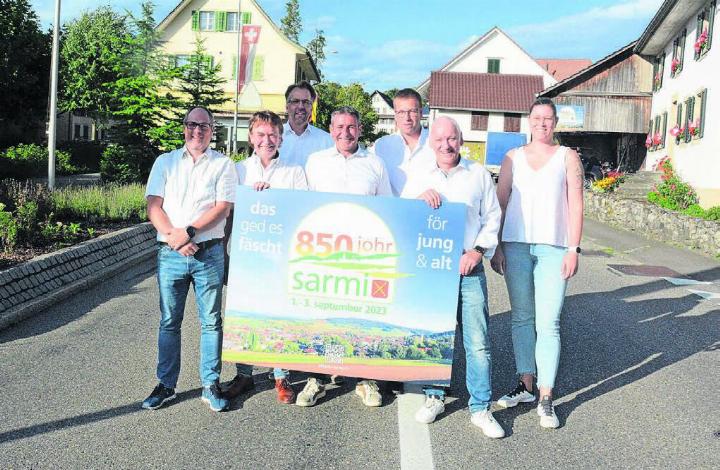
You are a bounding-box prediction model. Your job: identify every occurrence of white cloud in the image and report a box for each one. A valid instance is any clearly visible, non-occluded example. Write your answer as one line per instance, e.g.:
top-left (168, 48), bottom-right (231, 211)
top-left (508, 0), bottom-right (664, 58)
top-left (305, 15), bottom-right (336, 31)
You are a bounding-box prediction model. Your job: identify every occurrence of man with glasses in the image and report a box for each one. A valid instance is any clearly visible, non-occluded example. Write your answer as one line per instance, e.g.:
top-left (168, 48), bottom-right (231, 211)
top-left (142, 106), bottom-right (237, 412)
top-left (280, 81), bottom-right (333, 167)
top-left (373, 88), bottom-right (434, 196)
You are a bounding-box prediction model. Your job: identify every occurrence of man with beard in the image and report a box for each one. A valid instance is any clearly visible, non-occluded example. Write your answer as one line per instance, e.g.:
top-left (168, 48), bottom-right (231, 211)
top-left (280, 81), bottom-right (333, 167)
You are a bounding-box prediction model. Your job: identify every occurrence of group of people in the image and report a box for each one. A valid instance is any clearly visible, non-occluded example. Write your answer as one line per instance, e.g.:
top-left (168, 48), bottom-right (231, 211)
top-left (140, 80), bottom-right (584, 439)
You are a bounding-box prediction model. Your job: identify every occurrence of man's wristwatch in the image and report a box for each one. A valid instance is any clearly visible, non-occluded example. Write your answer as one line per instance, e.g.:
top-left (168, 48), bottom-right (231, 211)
top-left (186, 226), bottom-right (197, 239)
top-left (473, 246), bottom-right (486, 256)
top-left (567, 245), bottom-right (581, 254)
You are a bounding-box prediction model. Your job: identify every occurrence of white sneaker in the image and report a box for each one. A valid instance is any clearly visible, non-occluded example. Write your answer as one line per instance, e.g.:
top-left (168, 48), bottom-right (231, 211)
top-left (355, 380), bottom-right (382, 407)
top-left (296, 378), bottom-right (325, 407)
top-left (470, 409), bottom-right (505, 438)
top-left (497, 381), bottom-right (535, 408)
top-left (415, 395), bottom-right (445, 424)
top-left (537, 395), bottom-right (560, 429)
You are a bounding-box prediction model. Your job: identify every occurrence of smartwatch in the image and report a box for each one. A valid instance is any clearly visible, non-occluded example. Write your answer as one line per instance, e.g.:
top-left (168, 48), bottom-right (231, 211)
top-left (567, 245), bottom-right (581, 254)
top-left (186, 226), bottom-right (197, 239)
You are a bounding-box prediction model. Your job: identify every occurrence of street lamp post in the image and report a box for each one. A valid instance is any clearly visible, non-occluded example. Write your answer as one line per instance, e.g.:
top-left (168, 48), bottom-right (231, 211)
top-left (47, 0), bottom-right (62, 190)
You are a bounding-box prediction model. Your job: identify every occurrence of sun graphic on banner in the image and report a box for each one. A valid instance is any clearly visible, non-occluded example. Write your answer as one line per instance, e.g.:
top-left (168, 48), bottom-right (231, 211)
top-left (287, 203), bottom-right (405, 303)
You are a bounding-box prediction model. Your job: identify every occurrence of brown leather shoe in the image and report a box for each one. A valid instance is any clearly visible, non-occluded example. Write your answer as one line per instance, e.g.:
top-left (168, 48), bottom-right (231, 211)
top-left (221, 374), bottom-right (254, 400)
top-left (275, 378), bottom-right (296, 404)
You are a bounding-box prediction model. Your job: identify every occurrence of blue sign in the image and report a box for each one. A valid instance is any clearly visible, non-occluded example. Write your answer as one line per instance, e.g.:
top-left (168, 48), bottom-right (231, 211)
top-left (223, 188), bottom-right (466, 384)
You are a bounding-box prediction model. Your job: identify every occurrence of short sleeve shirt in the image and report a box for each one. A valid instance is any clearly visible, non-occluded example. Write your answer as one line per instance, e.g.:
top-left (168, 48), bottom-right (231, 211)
top-left (304, 145), bottom-right (393, 196)
top-left (145, 147), bottom-right (237, 242)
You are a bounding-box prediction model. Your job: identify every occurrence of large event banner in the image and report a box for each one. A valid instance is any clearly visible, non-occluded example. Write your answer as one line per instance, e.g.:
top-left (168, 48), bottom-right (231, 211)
top-left (223, 188), bottom-right (466, 384)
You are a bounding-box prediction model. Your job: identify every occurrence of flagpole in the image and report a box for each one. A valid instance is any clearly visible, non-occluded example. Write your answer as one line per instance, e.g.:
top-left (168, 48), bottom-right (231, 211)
top-left (232, 0), bottom-right (242, 155)
top-left (47, 0), bottom-right (61, 190)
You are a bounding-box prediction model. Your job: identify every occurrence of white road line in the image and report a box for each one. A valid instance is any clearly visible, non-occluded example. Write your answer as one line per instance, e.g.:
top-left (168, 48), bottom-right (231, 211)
top-left (687, 289), bottom-right (720, 300)
top-left (398, 384), bottom-right (435, 470)
top-left (662, 277), bottom-right (712, 286)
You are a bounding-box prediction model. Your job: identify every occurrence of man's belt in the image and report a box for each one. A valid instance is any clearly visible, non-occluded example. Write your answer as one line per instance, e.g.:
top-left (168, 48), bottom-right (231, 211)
top-left (159, 238), bottom-right (223, 251)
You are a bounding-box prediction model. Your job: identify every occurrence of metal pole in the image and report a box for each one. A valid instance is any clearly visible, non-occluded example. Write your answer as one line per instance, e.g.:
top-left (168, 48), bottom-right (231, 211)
top-left (232, 0), bottom-right (242, 154)
top-left (47, 0), bottom-right (61, 190)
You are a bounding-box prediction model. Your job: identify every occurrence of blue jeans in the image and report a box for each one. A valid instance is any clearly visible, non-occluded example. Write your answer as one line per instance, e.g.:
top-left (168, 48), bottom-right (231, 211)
top-left (236, 363), bottom-right (285, 379)
top-left (503, 242), bottom-right (568, 389)
top-left (459, 264), bottom-right (492, 413)
top-left (156, 242), bottom-right (225, 388)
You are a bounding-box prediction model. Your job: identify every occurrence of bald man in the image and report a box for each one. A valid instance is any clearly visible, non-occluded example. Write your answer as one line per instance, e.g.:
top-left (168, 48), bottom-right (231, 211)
top-left (401, 116), bottom-right (504, 438)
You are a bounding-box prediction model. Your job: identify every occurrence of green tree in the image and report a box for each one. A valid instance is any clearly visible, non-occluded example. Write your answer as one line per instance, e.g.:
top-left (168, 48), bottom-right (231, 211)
top-left (59, 6), bottom-right (130, 125)
top-left (280, 0), bottom-right (302, 43)
top-left (173, 36), bottom-right (228, 113)
top-left (0, 0), bottom-right (51, 147)
top-left (315, 82), bottom-right (380, 142)
top-left (306, 28), bottom-right (326, 78)
top-left (383, 88), bottom-right (399, 100)
top-left (107, 2), bottom-right (182, 182)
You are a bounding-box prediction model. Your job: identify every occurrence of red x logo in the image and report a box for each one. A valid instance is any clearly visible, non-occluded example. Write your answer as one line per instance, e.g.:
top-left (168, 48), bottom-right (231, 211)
top-left (371, 280), bottom-right (389, 299)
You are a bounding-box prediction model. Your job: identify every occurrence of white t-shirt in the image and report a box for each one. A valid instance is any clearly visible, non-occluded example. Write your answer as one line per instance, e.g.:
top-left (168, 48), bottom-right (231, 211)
top-left (401, 158), bottom-right (501, 257)
top-left (279, 123), bottom-right (333, 168)
top-left (373, 128), bottom-right (435, 196)
top-left (304, 145), bottom-right (393, 196)
top-left (145, 146), bottom-right (237, 243)
top-left (236, 153), bottom-right (308, 190)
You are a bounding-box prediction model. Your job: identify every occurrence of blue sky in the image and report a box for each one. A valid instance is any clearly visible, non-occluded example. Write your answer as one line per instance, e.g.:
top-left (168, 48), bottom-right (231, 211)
top-left (31, 0), bottom-right (662, 91)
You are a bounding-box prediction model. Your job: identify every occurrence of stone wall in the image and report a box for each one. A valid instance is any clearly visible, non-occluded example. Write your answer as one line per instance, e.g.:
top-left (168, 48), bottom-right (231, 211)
top-left (0, 223), bottom-right (157, 330)
top-left (584, 192), bottom-right (720, 258)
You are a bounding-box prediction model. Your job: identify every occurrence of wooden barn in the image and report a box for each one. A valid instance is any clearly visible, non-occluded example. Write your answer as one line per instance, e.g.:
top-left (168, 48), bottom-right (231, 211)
top-left (537, 42), bottom-right (653, 171)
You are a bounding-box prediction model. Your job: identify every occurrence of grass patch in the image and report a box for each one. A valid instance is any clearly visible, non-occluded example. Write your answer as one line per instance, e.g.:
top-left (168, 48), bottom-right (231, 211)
top-left (52, 183), bottom-right (147, 222)
top-left (601, 247), bottom-right (616, 256)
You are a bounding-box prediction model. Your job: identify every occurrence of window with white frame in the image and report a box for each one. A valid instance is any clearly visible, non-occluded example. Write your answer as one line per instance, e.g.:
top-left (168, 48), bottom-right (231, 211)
top-left (199, 11), bottom-right (215, 31)
top-left (227, 12), bottom-right (240, 31)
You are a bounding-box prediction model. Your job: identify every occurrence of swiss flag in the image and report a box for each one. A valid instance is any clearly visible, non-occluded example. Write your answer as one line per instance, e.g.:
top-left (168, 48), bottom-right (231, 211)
top-left (237, 25), bottom-right (261, 93)
top-left (371, 280), bottom-right (389, 299)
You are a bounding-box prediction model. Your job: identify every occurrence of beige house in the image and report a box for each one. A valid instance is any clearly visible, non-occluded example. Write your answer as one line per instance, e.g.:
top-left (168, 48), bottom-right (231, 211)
top-left (157, 0), bottom-right (320, 151)
top-left (370, 91), bottom-right (395, 135)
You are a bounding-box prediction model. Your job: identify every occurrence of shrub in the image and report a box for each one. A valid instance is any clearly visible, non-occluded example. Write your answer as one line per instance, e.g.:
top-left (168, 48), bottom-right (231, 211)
top-left (0, 203), bottom-right (18, 252)
top-left (704, 206), bottom-right (720, 221)
top-left (100, 144), bottom-right (154, 184)
top-left (51, 183), bottom-right (147, 222)
top-left (683, 204), bottom-right (706, 218)
top-left (58, 141), bottom-right (107, 172)
top-left (2, 143), bottom-right (76, 177)
top-left (0, 179), bottom-right (53, 216)
top-left (647, 157), bottom-right (698, 211)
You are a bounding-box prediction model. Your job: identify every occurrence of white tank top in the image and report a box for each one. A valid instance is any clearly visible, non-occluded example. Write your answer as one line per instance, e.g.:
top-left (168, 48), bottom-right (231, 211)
top-left (501, 145), bottom-right (569, 247)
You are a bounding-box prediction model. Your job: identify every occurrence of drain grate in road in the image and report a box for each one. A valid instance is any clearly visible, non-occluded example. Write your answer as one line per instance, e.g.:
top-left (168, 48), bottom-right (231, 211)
top-left (607, 264), bottom-right (682, 278)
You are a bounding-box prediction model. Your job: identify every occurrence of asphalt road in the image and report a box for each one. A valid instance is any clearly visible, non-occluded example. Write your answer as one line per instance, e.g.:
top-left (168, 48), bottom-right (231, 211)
top-left (1, 218), bottom-right (718, 469)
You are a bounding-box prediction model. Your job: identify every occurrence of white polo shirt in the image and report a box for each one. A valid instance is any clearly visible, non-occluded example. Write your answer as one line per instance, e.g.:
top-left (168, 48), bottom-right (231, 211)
top-left (280, 122), bottom-right (333, 168)
top-left (305, 145), bottom-right (393, 196)
top-left (236, 153), bottom-right (308, 190)
top-left (145, 146), bottom-right (237, 243)
top-left (401, 157), bottom-right (501, 257)
top-left (373, 127), bottom-right (435, 196)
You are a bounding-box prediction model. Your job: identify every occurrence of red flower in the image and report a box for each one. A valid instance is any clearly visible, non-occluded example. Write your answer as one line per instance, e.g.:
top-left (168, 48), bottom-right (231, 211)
top-left (670, 125), bottom-right (681, 137)
top-left (645, 134), bottom-right (653, 148)
top-left (652, 133), bottom-right (662, 146)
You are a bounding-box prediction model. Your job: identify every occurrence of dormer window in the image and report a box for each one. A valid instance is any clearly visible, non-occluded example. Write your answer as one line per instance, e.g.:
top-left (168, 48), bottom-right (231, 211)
top-left (487, 58), bottom-right (500, 74)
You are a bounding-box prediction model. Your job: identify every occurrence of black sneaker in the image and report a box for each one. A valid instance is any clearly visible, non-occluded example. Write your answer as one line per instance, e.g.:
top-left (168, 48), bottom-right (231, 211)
top-left (497, 381), bottom-right (535, 408)
top-left (142, 383), bottom-right (176, 410)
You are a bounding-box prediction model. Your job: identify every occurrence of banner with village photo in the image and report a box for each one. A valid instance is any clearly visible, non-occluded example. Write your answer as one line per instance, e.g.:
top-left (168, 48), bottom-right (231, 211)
top-left (223, 188), bottom-right (465, 385)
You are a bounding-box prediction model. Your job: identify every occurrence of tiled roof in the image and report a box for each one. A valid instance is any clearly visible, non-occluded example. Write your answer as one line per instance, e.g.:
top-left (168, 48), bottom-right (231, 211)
top-left (428, 72), bottom-right (544, 113)
top-left (536, 59), bottom-right (593, 81)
